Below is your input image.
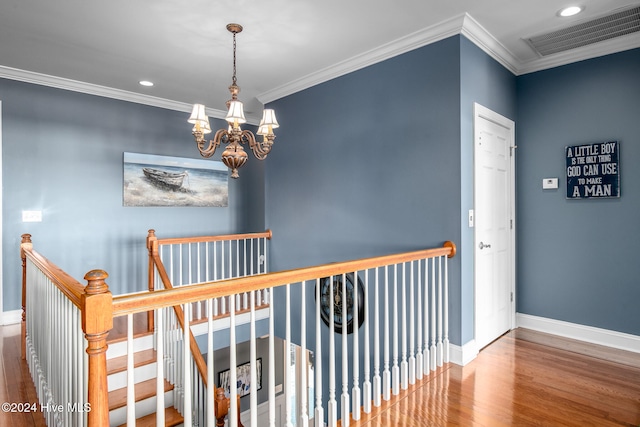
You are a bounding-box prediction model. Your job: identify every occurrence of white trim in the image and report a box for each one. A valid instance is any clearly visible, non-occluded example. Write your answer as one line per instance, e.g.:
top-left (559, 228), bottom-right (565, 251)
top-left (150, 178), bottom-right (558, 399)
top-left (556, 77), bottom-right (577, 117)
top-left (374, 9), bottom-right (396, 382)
top-left (448, 340), bottom-right (478, 366)
top-left (0, 65), bottom-right (266, 125)
top-left (0, 101), bottom-right (3, 327)
top-left (516, 313), bottom-right (640, 354)
top-left (459, 15), bottom-right (519, 75)
top-left (257, 13), bottom-right (468, 104)
top-left (2, 13), bottom-right (638, 111)
top-left (2, 309), bottom-right (22, 326)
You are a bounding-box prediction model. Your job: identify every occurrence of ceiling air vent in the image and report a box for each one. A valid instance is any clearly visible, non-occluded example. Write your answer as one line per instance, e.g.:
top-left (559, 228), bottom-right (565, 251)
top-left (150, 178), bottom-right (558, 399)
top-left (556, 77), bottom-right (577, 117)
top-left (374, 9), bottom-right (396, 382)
top-left (527, 6), bottom-right (640, 56)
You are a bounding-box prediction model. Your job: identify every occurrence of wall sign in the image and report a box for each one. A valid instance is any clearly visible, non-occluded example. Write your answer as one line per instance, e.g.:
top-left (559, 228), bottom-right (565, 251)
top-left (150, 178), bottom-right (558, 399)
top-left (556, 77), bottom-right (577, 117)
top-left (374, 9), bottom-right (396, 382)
top-left (566, 141), bottom-right (619, 199)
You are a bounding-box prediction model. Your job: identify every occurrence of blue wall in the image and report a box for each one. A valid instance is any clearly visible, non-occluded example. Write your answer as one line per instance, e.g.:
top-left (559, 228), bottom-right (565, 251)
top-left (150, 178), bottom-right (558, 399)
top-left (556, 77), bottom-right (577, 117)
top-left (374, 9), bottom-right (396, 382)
top-left (265, 35), bottom-right (462, 343)
top-left (516, 48), bottom-right (640, 335)
top-left (1, 79), bottom-right (264, 310)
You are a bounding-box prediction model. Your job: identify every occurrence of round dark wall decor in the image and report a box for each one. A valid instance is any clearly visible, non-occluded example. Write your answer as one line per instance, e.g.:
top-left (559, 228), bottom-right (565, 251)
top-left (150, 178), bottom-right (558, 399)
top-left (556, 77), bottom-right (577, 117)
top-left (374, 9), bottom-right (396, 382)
top-left (316, 273), bottom-right (365, 334)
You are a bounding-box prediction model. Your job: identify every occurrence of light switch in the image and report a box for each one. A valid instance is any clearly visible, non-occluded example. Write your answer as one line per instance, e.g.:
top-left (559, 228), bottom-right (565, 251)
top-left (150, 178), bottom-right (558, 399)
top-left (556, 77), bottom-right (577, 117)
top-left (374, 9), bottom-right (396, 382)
top-left (542, 178), bottom-right (558, 189)
top-left (22, 210), bottom-right (42, 222)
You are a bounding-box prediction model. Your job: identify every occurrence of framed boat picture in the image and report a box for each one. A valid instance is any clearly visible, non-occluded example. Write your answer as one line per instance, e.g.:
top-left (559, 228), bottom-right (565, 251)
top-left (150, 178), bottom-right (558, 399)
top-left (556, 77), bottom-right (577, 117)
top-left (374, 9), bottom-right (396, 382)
top-left (123, 152), bottom-right (228, 207)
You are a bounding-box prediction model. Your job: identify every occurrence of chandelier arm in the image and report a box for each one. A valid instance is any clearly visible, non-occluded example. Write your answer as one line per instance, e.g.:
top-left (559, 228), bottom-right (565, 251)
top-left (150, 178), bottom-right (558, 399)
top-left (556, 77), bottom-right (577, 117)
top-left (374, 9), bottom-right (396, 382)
top-left (248, 133), bottom-right (275, 160)
top-left (241, 130), bottom-right (268, 159)
top-left (196, 129), bottom-right (227, 158)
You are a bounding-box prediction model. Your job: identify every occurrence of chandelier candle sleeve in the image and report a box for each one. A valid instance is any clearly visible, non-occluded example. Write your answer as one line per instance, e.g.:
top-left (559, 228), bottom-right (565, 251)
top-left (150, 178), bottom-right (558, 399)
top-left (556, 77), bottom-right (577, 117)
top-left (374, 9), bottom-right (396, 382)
top-left (188, 23), bottom-right (278, 179)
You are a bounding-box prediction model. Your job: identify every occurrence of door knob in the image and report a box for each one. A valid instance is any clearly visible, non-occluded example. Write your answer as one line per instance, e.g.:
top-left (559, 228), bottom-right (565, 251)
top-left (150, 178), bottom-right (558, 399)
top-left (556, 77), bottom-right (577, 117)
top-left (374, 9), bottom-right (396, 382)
top-left (479, 241), bottom-right (491, 250)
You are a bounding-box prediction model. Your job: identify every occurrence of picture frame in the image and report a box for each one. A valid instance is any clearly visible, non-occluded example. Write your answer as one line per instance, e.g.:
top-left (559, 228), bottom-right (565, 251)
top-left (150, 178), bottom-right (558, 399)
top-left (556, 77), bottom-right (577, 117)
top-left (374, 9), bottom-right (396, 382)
top-left (218, 358), bottom-right (262, 398)
top-left (123, 152), bottom-right (228, 207)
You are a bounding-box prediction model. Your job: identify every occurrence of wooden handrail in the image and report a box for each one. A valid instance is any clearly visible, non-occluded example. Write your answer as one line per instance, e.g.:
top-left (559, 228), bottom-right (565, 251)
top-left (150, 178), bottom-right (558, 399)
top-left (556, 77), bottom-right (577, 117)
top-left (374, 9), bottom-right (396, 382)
top-left (21, 233), bottom-right (87, 308)
top-left (150, 229), bottom-right (273, 246)
top-left (114, 242), bottom-right (456, 316)
top-left (21, 234), bottom-right (113, 426)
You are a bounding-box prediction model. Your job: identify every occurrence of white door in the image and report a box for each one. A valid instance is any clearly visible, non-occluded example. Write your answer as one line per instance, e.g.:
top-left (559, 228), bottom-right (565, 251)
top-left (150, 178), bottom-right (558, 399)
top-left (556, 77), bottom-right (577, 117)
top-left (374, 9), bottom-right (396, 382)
top-left (473, 103), bottom-right (515, 351)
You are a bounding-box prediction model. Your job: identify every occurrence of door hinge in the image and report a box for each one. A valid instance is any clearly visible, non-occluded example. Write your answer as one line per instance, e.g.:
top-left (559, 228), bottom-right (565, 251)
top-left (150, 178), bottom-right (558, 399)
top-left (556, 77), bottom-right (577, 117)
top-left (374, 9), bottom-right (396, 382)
top-left (510, 219), bottom-right (513, 229)
top-left (510, 292), bottom-right (514, 302)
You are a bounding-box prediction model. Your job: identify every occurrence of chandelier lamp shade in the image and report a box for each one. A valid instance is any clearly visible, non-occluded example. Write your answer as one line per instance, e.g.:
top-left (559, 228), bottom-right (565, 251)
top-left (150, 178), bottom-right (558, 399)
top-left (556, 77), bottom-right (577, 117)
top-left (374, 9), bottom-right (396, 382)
top-left (188, 23), bottom-right (279, 179)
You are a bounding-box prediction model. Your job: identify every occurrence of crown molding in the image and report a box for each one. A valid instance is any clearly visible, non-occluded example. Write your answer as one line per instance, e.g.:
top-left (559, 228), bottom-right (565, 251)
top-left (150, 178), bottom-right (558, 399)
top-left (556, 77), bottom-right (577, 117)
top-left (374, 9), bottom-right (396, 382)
top-left (258, 14), bottom-right (469, 105)
top-left (459, 14), bottom-right (520, 74)
top-left (0, 65), bottom-right (265, 124)
top-left (2, 13), bottom-right (638, 111)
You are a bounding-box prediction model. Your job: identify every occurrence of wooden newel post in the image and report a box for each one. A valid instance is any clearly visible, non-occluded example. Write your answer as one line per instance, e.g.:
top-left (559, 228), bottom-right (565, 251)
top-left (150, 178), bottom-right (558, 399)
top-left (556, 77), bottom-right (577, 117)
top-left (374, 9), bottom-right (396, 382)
top-left (82, 269), bottom-right (113, 427)
top-left (20, 234), bottom-right (33, 361)
top-left (147, 229), bottom-right (157, 332)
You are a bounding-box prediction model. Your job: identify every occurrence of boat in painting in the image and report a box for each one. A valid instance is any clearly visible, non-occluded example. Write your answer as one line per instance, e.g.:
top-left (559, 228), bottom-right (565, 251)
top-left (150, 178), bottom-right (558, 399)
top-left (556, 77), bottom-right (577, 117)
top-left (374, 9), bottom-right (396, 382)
top-left (142, 167), bottom-right (188, 190)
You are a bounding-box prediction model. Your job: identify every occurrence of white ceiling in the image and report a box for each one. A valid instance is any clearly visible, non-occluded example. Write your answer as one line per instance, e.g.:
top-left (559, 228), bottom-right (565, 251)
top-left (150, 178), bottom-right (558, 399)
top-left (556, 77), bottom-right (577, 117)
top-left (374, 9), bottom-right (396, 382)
top-left (1, 0), bottom-right (639, 122)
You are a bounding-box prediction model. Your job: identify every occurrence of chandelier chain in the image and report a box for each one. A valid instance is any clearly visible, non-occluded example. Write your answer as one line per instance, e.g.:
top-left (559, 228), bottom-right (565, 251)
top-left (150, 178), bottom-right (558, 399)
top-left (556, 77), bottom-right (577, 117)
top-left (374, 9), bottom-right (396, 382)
top-left (232, 32), bottom-right (237, 86)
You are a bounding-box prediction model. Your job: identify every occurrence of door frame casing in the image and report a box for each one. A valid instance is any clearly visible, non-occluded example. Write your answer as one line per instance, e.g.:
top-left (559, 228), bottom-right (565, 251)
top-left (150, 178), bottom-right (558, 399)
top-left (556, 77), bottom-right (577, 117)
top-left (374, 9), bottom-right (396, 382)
top-left (472, 102), bottom-right (516, 349)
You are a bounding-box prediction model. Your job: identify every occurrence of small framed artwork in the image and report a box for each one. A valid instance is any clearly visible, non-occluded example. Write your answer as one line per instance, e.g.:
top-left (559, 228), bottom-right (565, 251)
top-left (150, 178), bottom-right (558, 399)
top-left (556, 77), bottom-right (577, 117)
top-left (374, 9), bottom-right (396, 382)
top-left (565, 141), bottom-right (620, 199)
top-left (218, 358), bottom-right (262, 398)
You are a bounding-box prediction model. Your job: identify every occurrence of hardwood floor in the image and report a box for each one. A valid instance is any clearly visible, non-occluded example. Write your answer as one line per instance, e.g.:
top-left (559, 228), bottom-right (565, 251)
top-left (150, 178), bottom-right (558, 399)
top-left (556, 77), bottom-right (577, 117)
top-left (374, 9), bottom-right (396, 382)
top-left (0, 324), bottom-right (45, 427)
top-left (2, 323), bottom-right (639, 426)
top-left (350, 329), bottom-right (640, 426)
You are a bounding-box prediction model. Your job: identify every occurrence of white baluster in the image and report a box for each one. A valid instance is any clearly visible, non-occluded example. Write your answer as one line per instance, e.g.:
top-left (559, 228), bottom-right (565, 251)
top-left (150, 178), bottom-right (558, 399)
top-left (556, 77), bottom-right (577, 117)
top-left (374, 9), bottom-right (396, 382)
top-left (328, 276), bottom-right (337, 427)
top-left (424, 258), bottom-right (430, 375)
top-left (373, 267), bottom-right (381, 407)
top-left (229, 294), bottom-right (237, 427)
top-left (437, 256), bottom-right (443, 367)
top-left (207, 299), bottom-right (215, 427)
top-left (363, 270), bottom-right (372, 414)
top-left (285, 284), bottom-right (293, 427)
top-left (430, 257), bottom-right (437, 372)
top-left (409, 260), bottom-right (416, 385)
top-left (183, 303), bottom-right (192, 427)
top-left (315, 278), bottom-right (324, 427)
top-left (416, 259), bottom-right (423, 381)
top-left (126, 313), bottom-right (135, 426)
top-left (341, 274), bottom-right (350, 427)
top-left (352, 272), bottom-right (361, 421)
top-left (401, 263), bottom-right (408, 390)
top-left (268, 284), bottom-right (276, 427)
top-left (392, 265), bottom-right (399, 396)
top-left (188, 242), bottom-right (193, 285)
top-left (179, 244), bottom-right (184, 286)
top-left (250, 290), bottom-right (258, 427)
top-left (300, 282), bottom-right (309, 427)
top-left (444, 255), bottom-right (450, 363)
top-left (382, 266), bottom-right (390, 402)
top-left (157, 308), bottom-right (165, 427)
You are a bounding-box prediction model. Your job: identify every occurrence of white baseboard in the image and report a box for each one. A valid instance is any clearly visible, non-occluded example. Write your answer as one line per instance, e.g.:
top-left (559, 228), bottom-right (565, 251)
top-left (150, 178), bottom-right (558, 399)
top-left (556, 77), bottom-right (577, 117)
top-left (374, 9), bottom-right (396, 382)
top-left (449, 339), bottom-right (478, 366)
top-left (1, 309), bottom-right (22, 325)
top-left (516, 313), bottom-right (640, 354)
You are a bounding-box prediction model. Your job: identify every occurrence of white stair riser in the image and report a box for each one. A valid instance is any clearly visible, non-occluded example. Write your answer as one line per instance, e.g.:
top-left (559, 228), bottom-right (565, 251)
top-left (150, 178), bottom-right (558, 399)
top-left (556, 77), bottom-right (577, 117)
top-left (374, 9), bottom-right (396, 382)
top-left (108, 362), bottom-right (158, 392)
top-left (107, 334), bottom-right (155, 359)
top-left (109, 390), bottom-right (174, 427)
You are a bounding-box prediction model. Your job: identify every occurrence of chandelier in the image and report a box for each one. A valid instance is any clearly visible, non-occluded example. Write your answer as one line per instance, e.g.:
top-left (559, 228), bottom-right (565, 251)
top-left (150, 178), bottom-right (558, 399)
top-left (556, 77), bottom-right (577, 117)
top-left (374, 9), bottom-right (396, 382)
top-left (188, 23), bottom-right (279, 179)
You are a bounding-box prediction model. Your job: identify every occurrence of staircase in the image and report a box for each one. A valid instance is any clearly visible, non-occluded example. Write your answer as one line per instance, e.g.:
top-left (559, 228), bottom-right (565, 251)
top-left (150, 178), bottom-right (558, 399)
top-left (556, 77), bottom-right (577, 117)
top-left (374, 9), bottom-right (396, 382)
top-left (107, 331), bottom-right (184, 427)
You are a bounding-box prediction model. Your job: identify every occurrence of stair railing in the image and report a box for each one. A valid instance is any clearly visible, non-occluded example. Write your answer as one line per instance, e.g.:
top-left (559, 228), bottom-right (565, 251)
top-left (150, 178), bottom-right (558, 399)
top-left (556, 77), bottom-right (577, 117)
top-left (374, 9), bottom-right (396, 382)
top-left (21, 234), bottom-right (112, 427)
top-left (22, 231), bottom-right (456, 427)
top-left (143, 229), bottom-right (272, 426)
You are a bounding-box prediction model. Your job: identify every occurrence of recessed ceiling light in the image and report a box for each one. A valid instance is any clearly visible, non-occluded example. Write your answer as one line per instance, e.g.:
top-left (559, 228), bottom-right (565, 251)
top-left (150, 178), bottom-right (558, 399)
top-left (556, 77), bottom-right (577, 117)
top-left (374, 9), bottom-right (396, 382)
top-left (558, 6), bottom-right (584, 17)
top-left (139, 80), bottom-right (154, 87)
